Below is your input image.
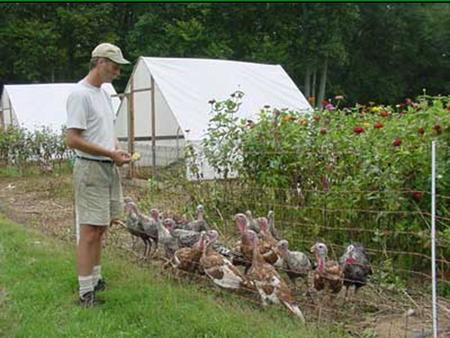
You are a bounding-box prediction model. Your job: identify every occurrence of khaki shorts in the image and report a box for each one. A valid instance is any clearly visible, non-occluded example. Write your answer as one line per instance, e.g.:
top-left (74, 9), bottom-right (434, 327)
top-left (73, 158), bottom-right (123, 226)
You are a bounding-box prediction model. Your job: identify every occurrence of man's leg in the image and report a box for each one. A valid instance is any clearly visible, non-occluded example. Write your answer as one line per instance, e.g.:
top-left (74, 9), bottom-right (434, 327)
top-left (92, 226), bottom-right (107, 290)
top-left (77, 224), bottom-right (104, 302)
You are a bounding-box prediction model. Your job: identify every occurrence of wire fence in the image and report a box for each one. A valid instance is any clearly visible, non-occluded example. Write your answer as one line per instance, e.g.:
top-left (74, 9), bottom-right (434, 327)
top-left (110, 140), bottom-right (450, 337)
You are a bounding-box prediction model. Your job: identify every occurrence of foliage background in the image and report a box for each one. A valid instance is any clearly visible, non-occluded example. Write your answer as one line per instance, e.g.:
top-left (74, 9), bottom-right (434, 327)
top-left (180, 93), bottom-right (450, 289)
top-left (0, 3), bottom-right (449, 105)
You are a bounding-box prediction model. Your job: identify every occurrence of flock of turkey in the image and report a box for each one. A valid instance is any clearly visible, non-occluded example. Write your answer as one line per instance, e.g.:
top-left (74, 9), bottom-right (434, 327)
top-left (116, 198), bottom-right (373, 322)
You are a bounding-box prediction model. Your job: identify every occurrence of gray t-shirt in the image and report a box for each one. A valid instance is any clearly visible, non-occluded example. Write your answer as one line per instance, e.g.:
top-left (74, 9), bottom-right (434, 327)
top-left (66, 79), bottom-right (116, 160)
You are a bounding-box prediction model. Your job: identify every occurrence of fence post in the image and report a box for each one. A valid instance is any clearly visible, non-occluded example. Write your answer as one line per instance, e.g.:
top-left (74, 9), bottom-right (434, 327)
top-left (431, 140), bottom-right (438, 338)
top-left (151, 76), bottom-right (156, 174)
top-left (127, 79), bottom-right (135, 178)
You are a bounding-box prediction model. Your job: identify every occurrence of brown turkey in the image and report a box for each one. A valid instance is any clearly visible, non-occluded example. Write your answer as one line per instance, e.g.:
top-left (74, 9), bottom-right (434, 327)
top-left (246, 230), bottom-right (305, 322)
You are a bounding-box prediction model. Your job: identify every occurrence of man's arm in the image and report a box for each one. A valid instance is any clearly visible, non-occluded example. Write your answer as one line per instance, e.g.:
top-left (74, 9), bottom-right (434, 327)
top-left (66, 128), bottom-right (131, 166)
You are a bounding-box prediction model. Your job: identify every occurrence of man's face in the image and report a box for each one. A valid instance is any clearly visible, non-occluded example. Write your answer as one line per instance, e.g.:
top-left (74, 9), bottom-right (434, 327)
top-left (98, 58), bottom-right (121, 83)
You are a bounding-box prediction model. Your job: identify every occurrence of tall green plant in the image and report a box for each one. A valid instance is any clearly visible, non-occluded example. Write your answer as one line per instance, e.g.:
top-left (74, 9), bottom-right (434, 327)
top-left (200, 90), bottom-right (246, 180)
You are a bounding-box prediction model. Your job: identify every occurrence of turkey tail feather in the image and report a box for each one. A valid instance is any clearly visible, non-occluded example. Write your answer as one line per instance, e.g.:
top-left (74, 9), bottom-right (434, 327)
top-left (281, 301), bottom-right (305, 322)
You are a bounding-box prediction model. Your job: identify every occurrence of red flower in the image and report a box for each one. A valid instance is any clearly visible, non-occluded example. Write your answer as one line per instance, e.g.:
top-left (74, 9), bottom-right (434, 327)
top-left (321, 99), bottom-right (330, 108)
top-left (374, 122), bottom-right (384, 129)
top-left (320, 128), bottom-right (327, 135)
top-left (412, 191), bottom-right (423, 202)
top-left (433, 124), bottom-right (442, 134)
top-left (353, 126), bottom-right (365, 134)
top-left (405, 98), bottom-right (412, 105)
top-left (392, 138), bottom-right (402, 147)
top-left (418, 127), bottom-right (425, 135)
top-left (380, 111), bottom-right (389, 118)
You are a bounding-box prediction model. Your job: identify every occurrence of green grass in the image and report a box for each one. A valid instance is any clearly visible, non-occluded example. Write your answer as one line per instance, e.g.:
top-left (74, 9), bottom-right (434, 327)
top-left (0, 161), bottom-right (73, 178)
top-left (0, 216), bottom-right (345, 338)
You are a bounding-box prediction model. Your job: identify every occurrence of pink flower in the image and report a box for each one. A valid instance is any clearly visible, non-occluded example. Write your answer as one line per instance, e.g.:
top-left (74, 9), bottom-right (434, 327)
top-left (325, 103), bottom-right (335, 111)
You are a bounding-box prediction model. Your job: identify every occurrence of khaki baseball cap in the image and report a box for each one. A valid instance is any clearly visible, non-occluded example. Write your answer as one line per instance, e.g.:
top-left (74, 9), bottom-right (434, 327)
top-left (91, 42), bottom-right (130, 65)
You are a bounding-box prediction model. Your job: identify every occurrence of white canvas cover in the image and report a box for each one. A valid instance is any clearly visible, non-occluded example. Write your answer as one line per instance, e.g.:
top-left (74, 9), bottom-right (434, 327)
top-left (1, 83), bottom-right (120, 132)
top-left (115, 57), bottom-right (312, 179)
top-left (116, 57), bottom-right (311, 142)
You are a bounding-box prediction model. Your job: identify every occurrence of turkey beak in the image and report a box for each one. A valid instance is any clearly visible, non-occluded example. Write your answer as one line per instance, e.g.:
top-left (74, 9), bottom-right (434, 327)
top-left (310, 245), bottom-right (316, 253)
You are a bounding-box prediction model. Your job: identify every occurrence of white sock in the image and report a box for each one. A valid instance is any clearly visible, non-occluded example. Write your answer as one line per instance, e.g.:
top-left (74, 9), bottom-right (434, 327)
top-left (78, 275), bottom-right (94, 298)
top-left (93, 265), bottom-right (102, 286)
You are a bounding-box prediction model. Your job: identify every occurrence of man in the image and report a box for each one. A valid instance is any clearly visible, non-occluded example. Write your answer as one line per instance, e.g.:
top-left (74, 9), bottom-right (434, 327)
top-left (66, 42), bottom-right (131, 306)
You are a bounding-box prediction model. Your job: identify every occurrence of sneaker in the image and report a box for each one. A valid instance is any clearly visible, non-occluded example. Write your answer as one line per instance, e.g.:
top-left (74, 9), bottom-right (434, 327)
top-left (79, 291), bottom-right (104, 307)
top-left (94, 279), bottom-right (106, 292)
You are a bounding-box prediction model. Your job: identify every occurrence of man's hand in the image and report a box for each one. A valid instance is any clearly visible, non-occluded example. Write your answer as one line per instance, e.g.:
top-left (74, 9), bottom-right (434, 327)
top-left (110, 149), bottom-right (131, 166)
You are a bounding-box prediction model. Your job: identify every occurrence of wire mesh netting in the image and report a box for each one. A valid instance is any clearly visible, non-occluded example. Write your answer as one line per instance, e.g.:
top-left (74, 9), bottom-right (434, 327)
top-left (109, 140), bottom-right (450, 337)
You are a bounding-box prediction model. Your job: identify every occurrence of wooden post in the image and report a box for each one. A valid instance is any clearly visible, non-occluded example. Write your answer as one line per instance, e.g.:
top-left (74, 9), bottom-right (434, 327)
top-left (8, 97), bottom-right (13, 127)
top-left (127, 79), bottom-right (135, 178)
top-left (151, 76), bottom-right (156, 173)
top-left (0, 100), bottom-right (4, 130)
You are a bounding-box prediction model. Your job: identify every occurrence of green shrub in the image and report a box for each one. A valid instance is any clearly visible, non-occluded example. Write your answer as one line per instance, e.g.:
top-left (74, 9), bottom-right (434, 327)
top-left (185, 93), bottom-right (450, 279)
top-left (0, 126), bottom-right (73, 173)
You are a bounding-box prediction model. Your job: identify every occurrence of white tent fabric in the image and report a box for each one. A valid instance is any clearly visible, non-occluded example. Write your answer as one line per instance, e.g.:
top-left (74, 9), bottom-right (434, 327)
top-left (116, 57), bottom-right (311, 142)
top-left (1, 83), bottom-right (120, 132)
top-left (115, 57), bottom-right (312, 179)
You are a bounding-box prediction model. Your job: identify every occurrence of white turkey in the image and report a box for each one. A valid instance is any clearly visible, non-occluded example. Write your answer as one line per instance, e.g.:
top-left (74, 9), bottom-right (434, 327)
top-left (276, 239), bottom-right (311, 287)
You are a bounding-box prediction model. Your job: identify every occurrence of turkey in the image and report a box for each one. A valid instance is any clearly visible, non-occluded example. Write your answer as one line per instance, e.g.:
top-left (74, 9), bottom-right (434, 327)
top-left (205, 230), bottom-right (246, 267)
top-left (339, 243), bottom-right (372, 298)
top-left (122, 198), bottom-right (155, 259)
top-left (256, 217), bottom-right (283, 267)
top-left (310, 242), bottom-right (343, 294)
top-left (234, 213), bottom-right (254, 272)
top-left (172, 232), bottom-right (206, 273)
top-left (267, 210), bottom-right (281, 240)
top-left (166, 218), bottom-right (202, 248)
top-left (246, 230), bottom-right (305, 322)
top-left (185, 205), bottom-right (209, 232)
top-left (236, 214), bottom-right (281, 269)
top-left (140, 208), bottom-right (160, 257)
top-left (155, 217), bottom-right (179, 259)
top-left (310, 242), bottom-right (343, 318)
top-left (277, 240), bottom-right (311, 287)
top-left (257, 217), bottom-right (278, 245)
top-left (245, 210), bottom-right (260, 233)
top-left (200, 230), bottom-right (254, 291)
top-left (162, 210), bottom-right (189, 229)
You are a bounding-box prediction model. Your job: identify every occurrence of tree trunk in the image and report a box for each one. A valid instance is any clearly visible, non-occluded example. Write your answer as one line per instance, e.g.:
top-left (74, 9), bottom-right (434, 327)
top-left (311, 68), bottom-right (317, 107)
top-left (304, 66), bottom-right (311, 98)
top-left (317, 56), bottom-right (328, 108)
